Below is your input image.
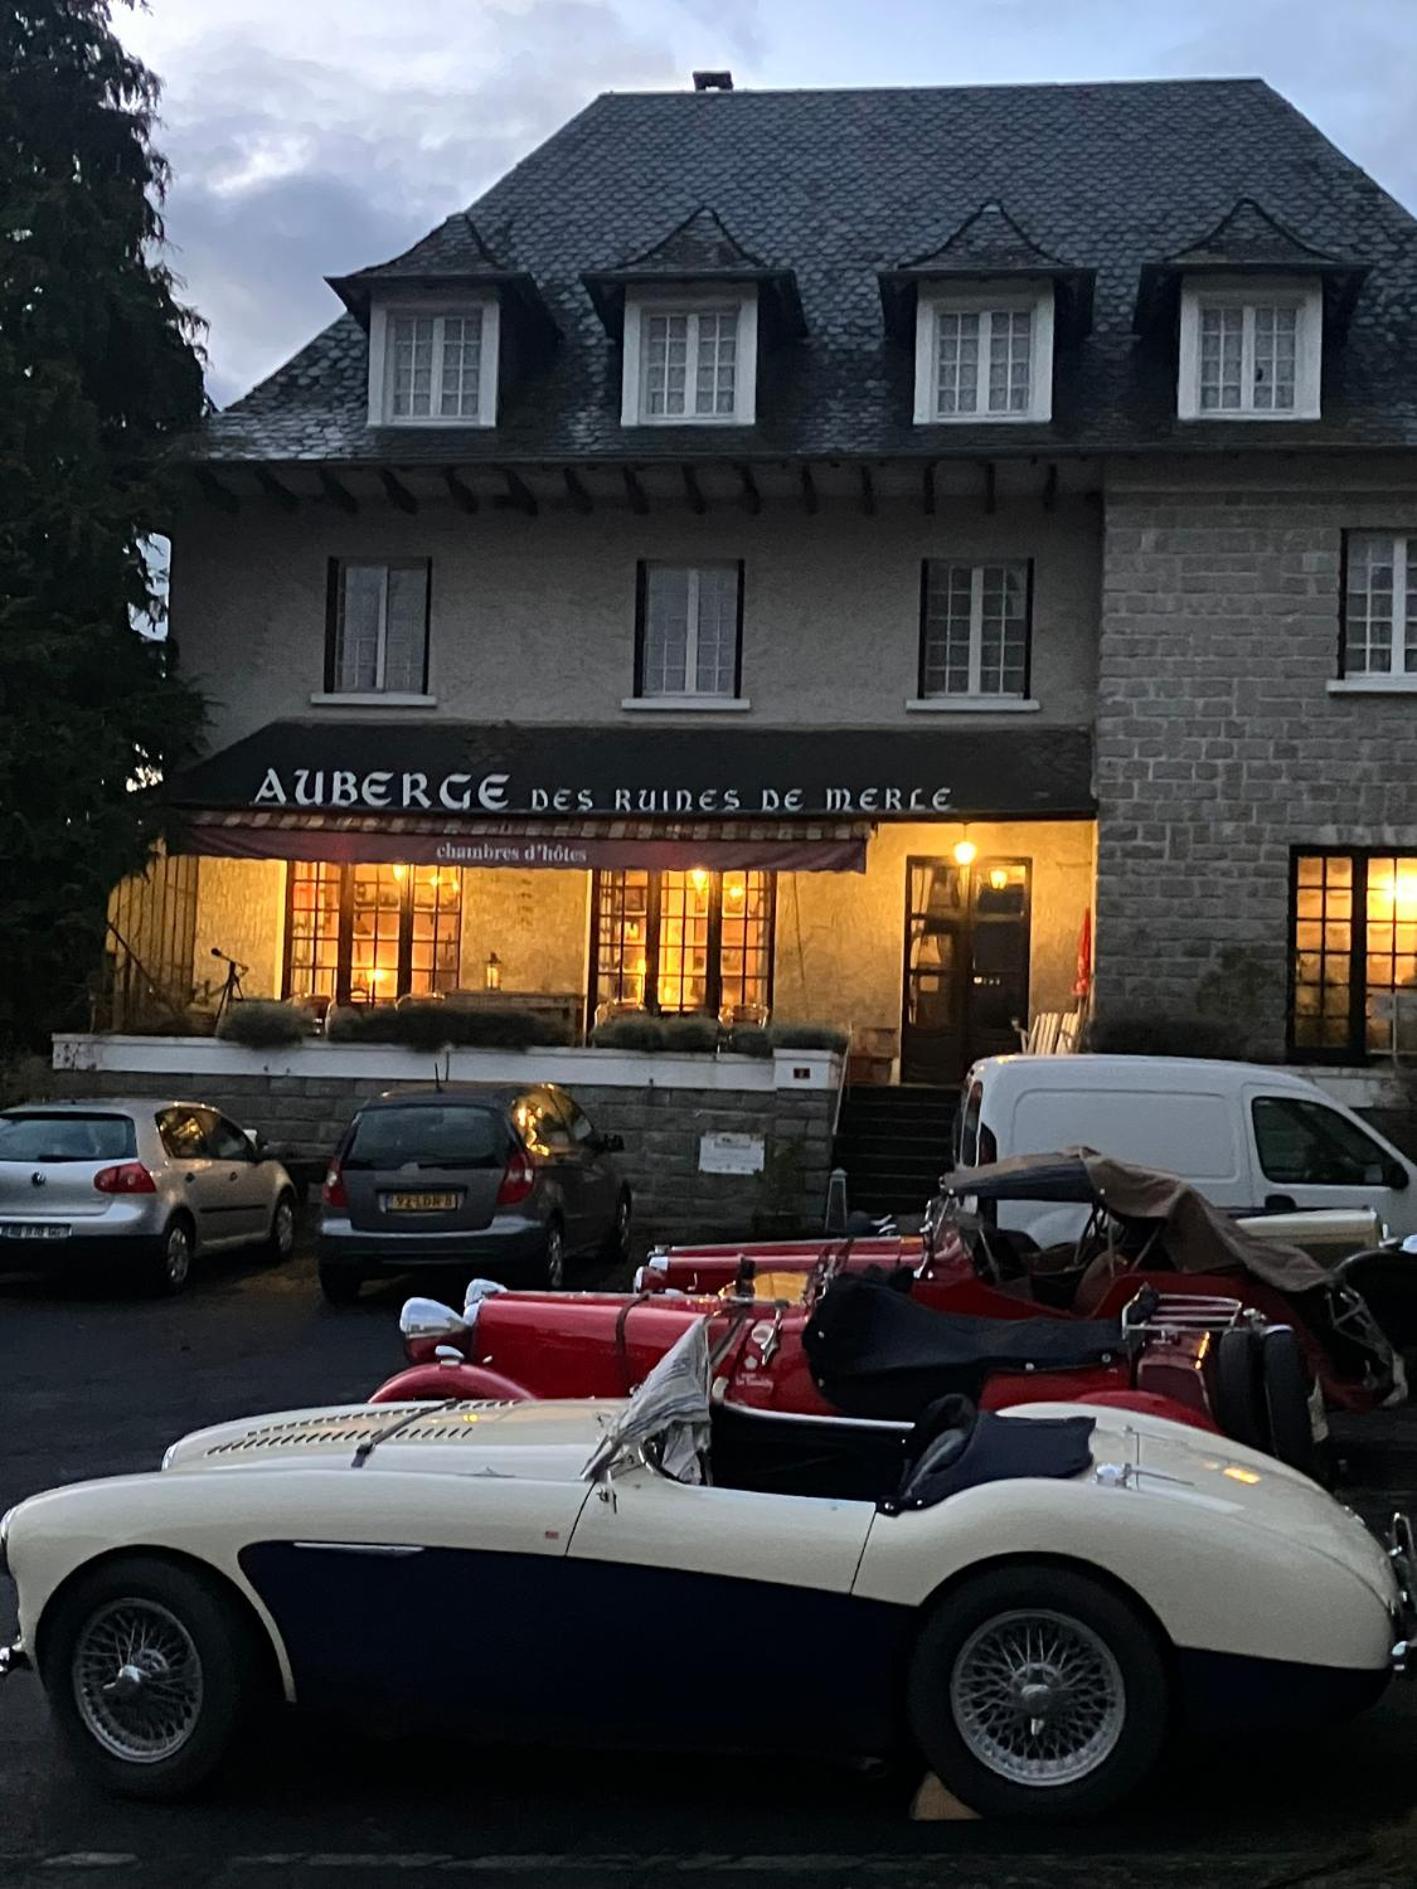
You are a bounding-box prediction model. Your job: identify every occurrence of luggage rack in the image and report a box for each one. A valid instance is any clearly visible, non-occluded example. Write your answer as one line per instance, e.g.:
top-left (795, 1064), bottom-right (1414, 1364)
top-left (1120, 1287), bottom-right (1257, 1337)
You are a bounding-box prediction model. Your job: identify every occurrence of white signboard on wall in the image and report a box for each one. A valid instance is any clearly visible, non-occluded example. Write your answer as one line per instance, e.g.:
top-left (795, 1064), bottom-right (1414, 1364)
top-left (699, 1132), bottom-right (766, 1176)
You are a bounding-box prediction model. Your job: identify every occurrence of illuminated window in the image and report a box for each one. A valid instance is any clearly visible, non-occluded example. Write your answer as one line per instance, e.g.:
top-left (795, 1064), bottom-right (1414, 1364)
top-left (1291, 851), bottom-right (1417, 1059)
top-left (591, 869), bottom-right (774, 1020)
top-left (284, 862), bottom-right (462, 1004)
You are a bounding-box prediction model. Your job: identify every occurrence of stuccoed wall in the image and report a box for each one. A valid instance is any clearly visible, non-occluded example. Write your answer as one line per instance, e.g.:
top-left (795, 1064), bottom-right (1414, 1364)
top-left (168, 493), bottom-right (1100, 747)
top-left (1095, 460), bottom-right (1417, 1058)
top-left (773, 818), bottom-right (1095, 1040)
top-left (193, 856), bottom-right (285, 1000)
top-left (47, 1062), bottom-right (834, 1243)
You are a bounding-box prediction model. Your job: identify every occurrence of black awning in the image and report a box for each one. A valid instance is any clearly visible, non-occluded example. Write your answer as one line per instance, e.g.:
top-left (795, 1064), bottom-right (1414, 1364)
top-left (165, 721), bottom-right (1095, 824)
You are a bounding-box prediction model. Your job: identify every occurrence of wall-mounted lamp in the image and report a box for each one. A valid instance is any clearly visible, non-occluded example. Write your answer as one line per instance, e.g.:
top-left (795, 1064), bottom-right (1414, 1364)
top-left (952, 836), bottom-right (977, 868)
top-left (484, 951), bottom-right (502, 992)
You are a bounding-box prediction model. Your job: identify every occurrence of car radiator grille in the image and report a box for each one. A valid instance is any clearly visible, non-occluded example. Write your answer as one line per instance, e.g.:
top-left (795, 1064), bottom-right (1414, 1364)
top-left (203, 1401), bottom-right (520, 1457)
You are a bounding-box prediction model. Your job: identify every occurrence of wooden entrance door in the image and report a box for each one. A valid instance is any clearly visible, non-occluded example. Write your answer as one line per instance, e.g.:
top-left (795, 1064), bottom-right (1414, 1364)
top-left (901, 858), bottom-right (1031, 1085)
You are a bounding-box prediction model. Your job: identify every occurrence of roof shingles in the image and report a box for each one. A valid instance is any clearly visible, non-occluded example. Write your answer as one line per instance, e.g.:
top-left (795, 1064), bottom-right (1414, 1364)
top-left (202, 78), bottom-right (1417, 464)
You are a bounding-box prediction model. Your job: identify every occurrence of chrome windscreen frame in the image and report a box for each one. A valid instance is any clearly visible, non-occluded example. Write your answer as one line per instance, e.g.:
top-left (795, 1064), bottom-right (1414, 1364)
top-left (1389, 1511), bottom-right (1416, 1674)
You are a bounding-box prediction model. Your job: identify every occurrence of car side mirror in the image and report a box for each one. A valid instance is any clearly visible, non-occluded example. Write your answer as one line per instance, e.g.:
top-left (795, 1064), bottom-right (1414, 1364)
top-left (399, 1297), bottom-right (469, 1340)
top-left (1384, 1160), bottom-right (1410, 1192)
top-left (243, 1127), bottom-right (267, 1160)
top-left (598, 1132), bottom-right (625, 1155)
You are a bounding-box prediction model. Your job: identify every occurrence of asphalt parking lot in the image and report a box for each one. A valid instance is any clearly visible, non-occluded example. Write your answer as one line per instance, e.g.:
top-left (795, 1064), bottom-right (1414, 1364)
top-left (4, 1237), bottom-right (1417, 1889)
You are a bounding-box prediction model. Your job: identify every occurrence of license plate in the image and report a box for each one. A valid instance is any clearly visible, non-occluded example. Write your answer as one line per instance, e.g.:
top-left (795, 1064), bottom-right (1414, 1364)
top-left (0, 1223), bottom-right (70, 1241)
top-left (384, 1192), bottom-right (458, 1213)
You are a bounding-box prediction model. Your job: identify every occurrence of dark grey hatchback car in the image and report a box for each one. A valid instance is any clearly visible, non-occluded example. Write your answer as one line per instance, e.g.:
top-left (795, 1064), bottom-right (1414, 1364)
top-left (315, 1083), bottom-right (630, 1305)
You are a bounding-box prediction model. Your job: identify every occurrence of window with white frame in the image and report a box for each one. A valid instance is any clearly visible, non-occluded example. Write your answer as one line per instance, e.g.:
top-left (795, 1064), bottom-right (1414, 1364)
top-left (636, 563), bottom-right (742, 699)
top-left (621, 294), bottom-right (757, 426)
top-left (919, 560), bottom-right (1031, 699)
top-left (914, 285), bottom-right (1054, 425)
top-left (1343, 533), bottom-right (1417, 681)
top-left (1177, 279), bottom-right (1321, 420)
top-left (367, 303), bottom-right (499, 427)
top-left (327, 560), bottom-right (431, 695)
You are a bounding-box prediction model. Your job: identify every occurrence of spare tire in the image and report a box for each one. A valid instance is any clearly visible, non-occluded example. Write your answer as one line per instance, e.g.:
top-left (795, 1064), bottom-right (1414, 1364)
top-left (1262, 1325), bottom-right (1318, 1479)
top-left (1213, 1326), bottom-right (1268, 1452)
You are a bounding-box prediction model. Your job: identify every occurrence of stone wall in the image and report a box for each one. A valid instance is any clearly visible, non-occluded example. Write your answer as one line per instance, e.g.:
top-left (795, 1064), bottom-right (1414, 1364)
top-left (47, 1064), bottom-right (835, 1244)
top-left (1095, 461), bottom-right (1417, 1059)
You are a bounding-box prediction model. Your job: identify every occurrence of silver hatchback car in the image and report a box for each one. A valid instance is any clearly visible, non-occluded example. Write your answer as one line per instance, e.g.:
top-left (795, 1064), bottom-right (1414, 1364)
top-left (0, 1099), bottom-right (299, 1295)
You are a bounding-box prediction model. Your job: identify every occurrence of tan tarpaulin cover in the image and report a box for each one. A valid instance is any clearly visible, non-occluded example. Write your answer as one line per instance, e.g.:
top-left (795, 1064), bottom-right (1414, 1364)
top-left (960, 1149), bottom-right (1331, 1295)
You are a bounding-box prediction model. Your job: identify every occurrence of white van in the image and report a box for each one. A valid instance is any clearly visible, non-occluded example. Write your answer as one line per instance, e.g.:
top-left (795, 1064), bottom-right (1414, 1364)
top-left (954, 1055), bottom-right (1417, 1245)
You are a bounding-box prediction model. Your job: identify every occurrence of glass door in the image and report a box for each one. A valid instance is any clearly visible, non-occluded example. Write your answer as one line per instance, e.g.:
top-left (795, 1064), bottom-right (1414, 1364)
top-left (901, 857), bottom-right (1031, 1084)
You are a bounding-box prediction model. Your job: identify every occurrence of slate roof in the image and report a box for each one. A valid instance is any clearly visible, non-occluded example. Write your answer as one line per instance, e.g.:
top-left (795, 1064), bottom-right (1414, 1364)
top-left (200, 78), bottom-right (1417, 465)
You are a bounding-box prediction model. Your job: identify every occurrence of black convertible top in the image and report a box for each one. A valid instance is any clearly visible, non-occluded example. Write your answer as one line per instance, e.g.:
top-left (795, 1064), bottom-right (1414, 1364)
top-left (804, 1274), bottom-right (1126, 1419)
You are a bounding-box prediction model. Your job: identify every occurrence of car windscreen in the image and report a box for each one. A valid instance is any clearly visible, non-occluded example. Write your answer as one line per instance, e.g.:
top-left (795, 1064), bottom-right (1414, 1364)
top-left (342, 1105), bottom-right (509, 1171)
top-left (0, 1113), bottom-right (136, 1162)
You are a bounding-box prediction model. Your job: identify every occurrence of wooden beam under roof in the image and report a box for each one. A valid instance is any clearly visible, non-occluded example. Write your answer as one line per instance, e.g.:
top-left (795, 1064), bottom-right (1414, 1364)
top-left (682, 466), bottom-right (707, 515)
top-left (983, 461), bottom-right (997, 515)
top-left (799, 464), bottom-right (818, 516)
top-left (922, 461), bottom-right (936, 516)
top-left (318, 470), bottom-right (358, 514)
top-left (255, 467), bottom-right (299, 512)
top-left (563, 468), bottom-right (592, 514)
top-left (443, 468), bottom-right (478, 514)
top-left (193, 468), bottom-right (239, 513)
top-left (501, 468), bottom-right (537, 516)
top-left (379, 468), bottom-right (418, 514)
top-left (736, 462), bottom-right (761, 516)
top-left (1042, 463), bottom-right (1058, 512)
top-left (859, 464), bottom-right (877, 517)
top-left (622, 465), bottom-right (649, 515)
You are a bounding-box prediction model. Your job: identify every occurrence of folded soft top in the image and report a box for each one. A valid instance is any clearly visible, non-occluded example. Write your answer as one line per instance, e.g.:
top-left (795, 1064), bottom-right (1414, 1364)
top-left (804, 1274), bottom-right (1126, 1419)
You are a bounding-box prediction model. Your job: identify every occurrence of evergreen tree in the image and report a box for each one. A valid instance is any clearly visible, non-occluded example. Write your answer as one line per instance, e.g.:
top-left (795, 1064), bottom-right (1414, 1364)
top-left (0, 0), bottom-right (207, 1052)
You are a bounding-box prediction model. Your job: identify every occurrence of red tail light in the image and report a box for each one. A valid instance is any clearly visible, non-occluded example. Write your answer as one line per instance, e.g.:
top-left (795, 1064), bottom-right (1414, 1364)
top-left (322, 1163), bottom-right (349, 1211)
top-left (93, 1162), bottom-right (157, 1195)
top-left (496, 1149), bottom-right (535, 1208)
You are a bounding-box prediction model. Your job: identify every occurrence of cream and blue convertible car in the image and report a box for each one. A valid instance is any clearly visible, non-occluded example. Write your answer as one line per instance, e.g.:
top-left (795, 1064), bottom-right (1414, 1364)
top-left (1, 1322), bottom-right (1411, 1818)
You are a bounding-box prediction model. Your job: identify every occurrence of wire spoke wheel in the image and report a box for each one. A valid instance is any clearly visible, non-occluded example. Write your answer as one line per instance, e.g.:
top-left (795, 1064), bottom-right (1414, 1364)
top-left (72, 1599), bottom-right (205, 1764)
top-left (950, 1608), bottom-right (1125, 1788)
top-left (545, 1225), bottom-right (565, 1289)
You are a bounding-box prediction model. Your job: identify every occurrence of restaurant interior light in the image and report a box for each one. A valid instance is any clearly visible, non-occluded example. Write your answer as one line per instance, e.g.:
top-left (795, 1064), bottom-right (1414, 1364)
top-left (690, 867), bottom-right (710, 894)
top-left (988, 867), bottom-right (1009, 892)
top-left (484, 951), bottom-right (502, 992)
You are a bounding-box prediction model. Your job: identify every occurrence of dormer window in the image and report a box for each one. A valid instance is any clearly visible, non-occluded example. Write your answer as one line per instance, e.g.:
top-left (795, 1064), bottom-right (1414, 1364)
top-left (621, 291), bottom-right (757, 426)
top-left (1177, 278), bottom-right (1321, 420)
top-left (367, 302), bottom-right (500, 427)
top-left (913, 283), bottom-right (1055, 425)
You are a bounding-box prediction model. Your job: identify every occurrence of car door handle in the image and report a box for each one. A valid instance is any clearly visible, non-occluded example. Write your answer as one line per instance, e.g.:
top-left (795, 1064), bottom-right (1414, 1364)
top-left (1264, 1193), bottom-right (1297, 1212)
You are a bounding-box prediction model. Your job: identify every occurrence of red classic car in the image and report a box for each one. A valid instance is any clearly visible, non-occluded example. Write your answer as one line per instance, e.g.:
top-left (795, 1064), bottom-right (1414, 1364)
top-left (635, 1153), bottom-right (1403, 1418)
top-left (371, 1253), bottom-right (1323, 1469)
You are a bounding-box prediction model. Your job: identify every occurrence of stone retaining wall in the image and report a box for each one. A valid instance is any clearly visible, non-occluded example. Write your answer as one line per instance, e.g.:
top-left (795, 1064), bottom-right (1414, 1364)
top-left (46, 1058), bottom-right (837, 1244)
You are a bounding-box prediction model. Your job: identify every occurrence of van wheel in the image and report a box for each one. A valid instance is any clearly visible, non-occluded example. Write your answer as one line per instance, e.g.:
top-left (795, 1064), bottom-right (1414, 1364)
top-left (908, 1564), bottom-right (1168, 1819)
top-left (41, 1555), bottom-right (264, 1800)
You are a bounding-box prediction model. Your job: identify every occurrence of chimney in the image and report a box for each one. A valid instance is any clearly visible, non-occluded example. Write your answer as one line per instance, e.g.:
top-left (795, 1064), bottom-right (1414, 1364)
top-left (692, 70), bottom-right (734, 91)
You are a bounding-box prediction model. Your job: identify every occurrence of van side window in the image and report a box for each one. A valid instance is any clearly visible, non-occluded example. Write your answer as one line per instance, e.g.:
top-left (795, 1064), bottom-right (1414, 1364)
top-left (1252, 1097), bottom-right (1391, 1187)
top-left (956, 1082), bottom-right (983, 1168)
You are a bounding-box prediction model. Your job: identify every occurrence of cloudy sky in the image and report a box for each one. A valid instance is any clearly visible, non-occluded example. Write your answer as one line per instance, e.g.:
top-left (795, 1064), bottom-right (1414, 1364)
top-left (118, 0), bottom-right (1417, 408)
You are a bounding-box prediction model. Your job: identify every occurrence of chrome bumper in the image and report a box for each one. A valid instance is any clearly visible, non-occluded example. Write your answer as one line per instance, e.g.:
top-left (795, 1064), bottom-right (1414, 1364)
top-left (0, 1638), bottom-right (29, 1681)
top-left (1389, 1511), bottom-right (1416, 1674)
